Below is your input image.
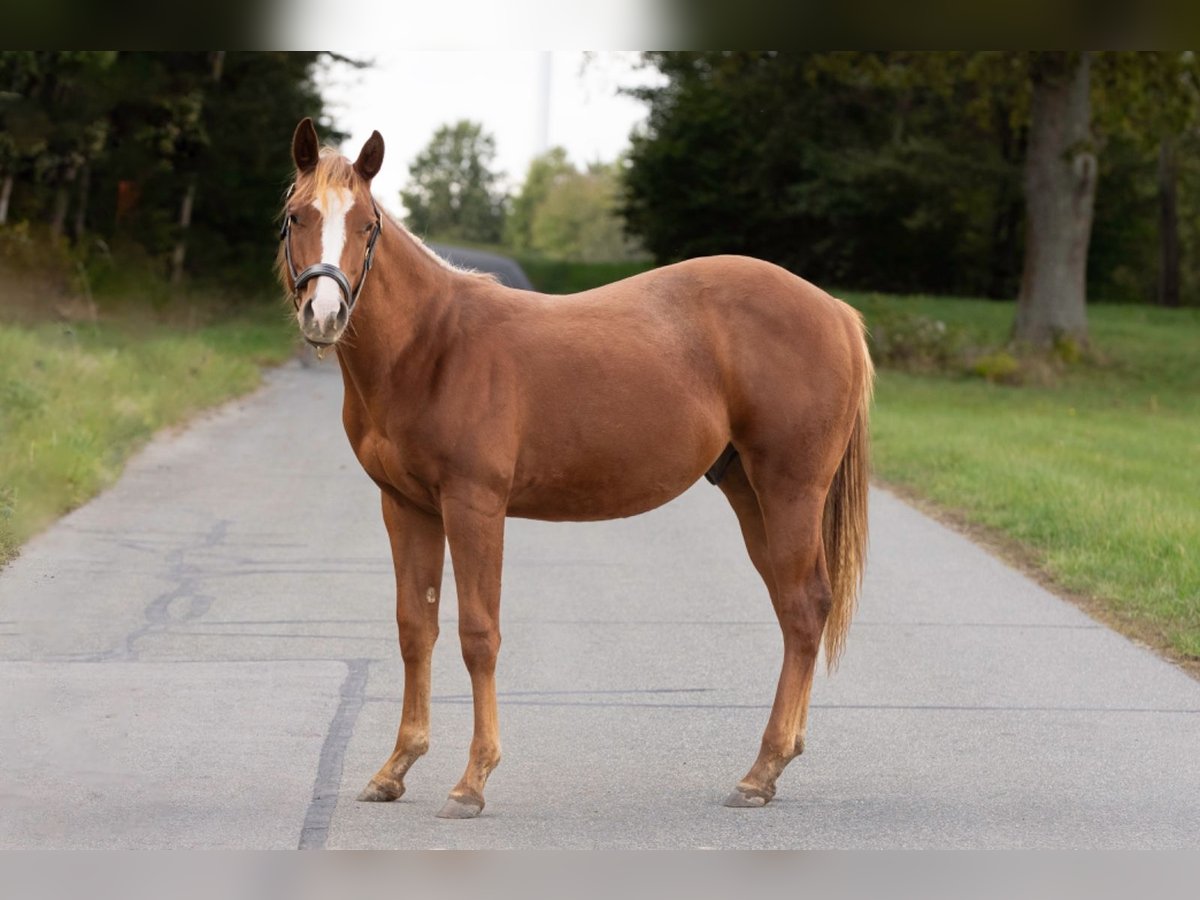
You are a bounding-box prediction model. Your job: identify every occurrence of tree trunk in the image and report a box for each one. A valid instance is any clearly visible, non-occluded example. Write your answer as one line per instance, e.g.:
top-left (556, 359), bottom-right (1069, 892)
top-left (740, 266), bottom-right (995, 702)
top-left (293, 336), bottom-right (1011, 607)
top-left (170, 51), bottom-right (225, 287)
top-left (1157, 135), bottom-right (1181, 308)
top-left (50, 183), bottom-right (71, 239)
top-left (72, 161), bottom-right (91, 241)
top-left (170, 177), bottom-right (196, 286)
top-left (0, 173), bottom-right (13, 225)
top-left (1014, 52), bottom-right (1096, 348)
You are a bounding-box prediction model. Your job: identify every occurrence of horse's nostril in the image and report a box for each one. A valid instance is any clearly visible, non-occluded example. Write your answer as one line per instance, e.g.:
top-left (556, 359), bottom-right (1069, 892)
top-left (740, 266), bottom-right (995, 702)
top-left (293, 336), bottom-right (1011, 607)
top-left (302, 302), bottom-right (316, 327)
top-left (335, 305), bottom-right (348, 326)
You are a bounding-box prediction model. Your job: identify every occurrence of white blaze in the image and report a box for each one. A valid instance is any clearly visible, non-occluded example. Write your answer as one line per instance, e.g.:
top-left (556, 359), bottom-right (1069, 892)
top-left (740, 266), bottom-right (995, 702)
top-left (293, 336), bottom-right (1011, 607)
top-left (310, 188), bottom-right (353, 324)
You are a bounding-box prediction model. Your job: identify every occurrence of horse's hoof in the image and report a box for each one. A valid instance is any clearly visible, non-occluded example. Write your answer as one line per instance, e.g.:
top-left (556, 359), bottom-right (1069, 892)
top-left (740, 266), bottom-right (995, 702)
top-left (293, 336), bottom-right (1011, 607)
top-left (357, 778), bottom-right (403, 802)
top-left (436, 795), bottom-right (484, 819)
top-left (723, 786), bottom-right (771, 808)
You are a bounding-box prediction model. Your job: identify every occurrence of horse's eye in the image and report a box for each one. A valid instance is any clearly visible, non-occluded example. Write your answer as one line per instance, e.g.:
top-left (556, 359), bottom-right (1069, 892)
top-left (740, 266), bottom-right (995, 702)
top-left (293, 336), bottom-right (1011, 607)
top-left (289, 214), bottom-right (300, 225)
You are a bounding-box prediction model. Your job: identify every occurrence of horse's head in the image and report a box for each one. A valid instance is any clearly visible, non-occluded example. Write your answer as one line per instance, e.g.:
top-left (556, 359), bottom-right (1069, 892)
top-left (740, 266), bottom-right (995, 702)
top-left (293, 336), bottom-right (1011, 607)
top-left (280, 118), bottom-right (385, 349)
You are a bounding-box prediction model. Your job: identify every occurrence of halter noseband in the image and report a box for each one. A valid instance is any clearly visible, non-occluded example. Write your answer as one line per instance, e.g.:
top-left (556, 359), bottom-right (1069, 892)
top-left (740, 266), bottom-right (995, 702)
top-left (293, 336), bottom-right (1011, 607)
top-left (279, 186), bottom-right (382, 312)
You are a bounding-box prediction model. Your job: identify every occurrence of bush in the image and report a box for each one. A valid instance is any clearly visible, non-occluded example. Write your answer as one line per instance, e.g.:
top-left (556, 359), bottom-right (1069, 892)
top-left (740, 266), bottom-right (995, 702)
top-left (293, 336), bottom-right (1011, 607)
top-left (971, 350), bottom-right (1022, 384)
top-left (1054, 334), bottom-right (1083, 364)
top-left (865, 307), bottom-right (967, 372)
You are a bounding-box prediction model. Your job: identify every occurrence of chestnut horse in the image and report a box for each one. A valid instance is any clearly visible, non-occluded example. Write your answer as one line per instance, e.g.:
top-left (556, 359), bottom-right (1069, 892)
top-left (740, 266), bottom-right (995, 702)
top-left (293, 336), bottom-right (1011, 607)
top-left (279, 119), bottom-right (873, 818)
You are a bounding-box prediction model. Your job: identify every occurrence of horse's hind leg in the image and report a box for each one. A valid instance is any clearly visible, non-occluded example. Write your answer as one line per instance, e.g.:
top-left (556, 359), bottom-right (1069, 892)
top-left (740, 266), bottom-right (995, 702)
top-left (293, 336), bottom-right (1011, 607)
top-left (721, 460), bottom-right (821, 759)
top-left (718, 458), bottom-right (774, 599)
top-left (721, 462), bottom-right (830, 807)
top-left (357, 491), bottom-right (445, 802)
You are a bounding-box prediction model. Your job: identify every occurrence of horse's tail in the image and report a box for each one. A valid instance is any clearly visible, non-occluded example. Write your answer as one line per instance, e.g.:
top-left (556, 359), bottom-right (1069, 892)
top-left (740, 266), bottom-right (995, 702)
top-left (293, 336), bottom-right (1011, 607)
top-left (821, 321), bottom-right (874, 671)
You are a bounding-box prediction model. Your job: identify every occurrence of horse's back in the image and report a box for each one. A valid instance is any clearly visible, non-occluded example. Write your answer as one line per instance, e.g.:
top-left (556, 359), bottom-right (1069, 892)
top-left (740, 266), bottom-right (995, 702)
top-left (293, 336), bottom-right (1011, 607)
top-left (589, 254), bottom-right (865, 392)
top-left (573, 254), bottom-right (858, 347)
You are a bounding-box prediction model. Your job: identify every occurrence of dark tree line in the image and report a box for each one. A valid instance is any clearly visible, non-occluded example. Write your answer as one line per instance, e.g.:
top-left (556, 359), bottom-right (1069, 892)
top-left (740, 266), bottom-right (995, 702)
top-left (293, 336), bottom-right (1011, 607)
top-left (624, 52), bottom-right (1200, 346)
top-left (0, 52), bottom-right (348, 289)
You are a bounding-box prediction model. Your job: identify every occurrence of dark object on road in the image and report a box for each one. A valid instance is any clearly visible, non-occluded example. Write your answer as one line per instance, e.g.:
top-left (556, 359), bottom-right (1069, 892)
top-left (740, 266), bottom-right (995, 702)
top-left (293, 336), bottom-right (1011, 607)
top-left (279, 118), bottom-right (874, 820)
top-left (428, 243), bottom-right (534, 290)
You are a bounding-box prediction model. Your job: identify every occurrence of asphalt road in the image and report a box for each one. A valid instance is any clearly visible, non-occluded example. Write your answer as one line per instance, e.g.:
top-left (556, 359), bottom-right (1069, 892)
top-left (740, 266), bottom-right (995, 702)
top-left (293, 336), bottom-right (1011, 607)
top-left (2, 360), bottom-right (1198, 849)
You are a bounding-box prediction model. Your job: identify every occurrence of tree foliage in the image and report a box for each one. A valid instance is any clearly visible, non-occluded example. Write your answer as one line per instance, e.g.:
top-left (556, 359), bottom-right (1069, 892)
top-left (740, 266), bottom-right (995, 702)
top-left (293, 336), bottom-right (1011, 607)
top-left (530, 161), bottom-right (643, 262)
top-left (624, 51), bottom-right (1200, 307)
top-left (400, 120), bottom-right (506, 244)
top-left (0, 51), bottom-right (345, 287)
top-left (507, 148), bottom-right (644, 262)
top-left (624, 52), bottom-right (1029, 298)
top-left (505, 146), bottom-right (572, 251)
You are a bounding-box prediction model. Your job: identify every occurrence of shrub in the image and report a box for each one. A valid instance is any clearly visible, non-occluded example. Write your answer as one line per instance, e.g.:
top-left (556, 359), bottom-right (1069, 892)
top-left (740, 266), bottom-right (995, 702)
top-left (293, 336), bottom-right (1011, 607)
top-left (1054, 334), bottom-right (1083, 364)
top-left (971, 350), bottom-right (1022, 384)
top-left (865, 307), bottom-right (967, 372)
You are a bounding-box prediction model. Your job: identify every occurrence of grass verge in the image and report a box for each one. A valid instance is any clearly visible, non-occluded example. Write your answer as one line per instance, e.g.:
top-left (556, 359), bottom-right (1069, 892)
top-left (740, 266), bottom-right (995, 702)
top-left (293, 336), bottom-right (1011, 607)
top-left (0, 303), bottom-right (294, 565)
top-left (844, 293), bottom-right (1200, 665)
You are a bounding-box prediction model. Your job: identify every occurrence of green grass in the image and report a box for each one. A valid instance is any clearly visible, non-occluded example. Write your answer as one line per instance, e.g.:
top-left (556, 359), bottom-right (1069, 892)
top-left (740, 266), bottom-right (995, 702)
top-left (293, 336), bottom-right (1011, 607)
top-left (0, 304), bottom-right (295, 565)
top-left (844, 293), bottom-right (1200, 660)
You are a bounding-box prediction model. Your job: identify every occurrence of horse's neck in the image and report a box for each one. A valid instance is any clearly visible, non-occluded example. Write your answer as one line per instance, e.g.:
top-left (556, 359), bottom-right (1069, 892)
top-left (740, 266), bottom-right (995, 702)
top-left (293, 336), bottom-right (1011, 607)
top-left (334, 216), bottom-right (454, 424)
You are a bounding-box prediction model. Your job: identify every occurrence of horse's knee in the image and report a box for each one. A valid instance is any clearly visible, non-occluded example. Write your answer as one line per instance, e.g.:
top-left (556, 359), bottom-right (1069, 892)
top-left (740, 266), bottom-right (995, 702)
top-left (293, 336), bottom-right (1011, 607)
top-left (458, 627), bottom-right (500, 671)
top-left (397, 621), bottom-right (437, 663)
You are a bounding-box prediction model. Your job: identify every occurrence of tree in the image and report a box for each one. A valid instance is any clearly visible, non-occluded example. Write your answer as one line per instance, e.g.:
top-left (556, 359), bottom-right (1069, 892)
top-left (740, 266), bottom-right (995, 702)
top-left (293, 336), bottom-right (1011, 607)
top-left (401, 120), bottom-right (506, 244)
top-left (0, 52), bottom-right (117, 238)
top-left (626, 51), bottom-right (1200, 332)
top-left (623, 52), bottom-right (1029, 298)
top-left (507, 148), bottom-right (644, 261)
top-left (0, 52), bottom-right (40, 225)
top-left (0, 52), bottom-right (348, 288)
top-left (95, 52), bottom-right (344, 284)
top-left (529, 161), bottom-right (644, 262)
top-left (186, 52), bottom-right (348, 283)
top-left (1091, 52), bottom-right (1200, 309)
top-left (506, 146), bottom-right (572, 251)
top-left (1013, 52), bottom-right (1097, 347)
top-left (169, 51), bottom-right (224, 286)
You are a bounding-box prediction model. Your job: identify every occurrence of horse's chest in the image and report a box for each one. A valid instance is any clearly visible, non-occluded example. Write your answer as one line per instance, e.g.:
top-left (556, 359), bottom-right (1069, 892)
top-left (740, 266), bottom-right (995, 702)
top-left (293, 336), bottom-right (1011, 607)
top-left (352, 431), bottom-right (436, 509)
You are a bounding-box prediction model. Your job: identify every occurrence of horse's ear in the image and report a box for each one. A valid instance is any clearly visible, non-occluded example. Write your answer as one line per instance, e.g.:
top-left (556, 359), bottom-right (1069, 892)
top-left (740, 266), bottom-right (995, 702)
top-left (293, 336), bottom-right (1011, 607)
top-left (292, 117), bottom-right (320, 173)
top-left (353, 130), bottom-right (385, 182)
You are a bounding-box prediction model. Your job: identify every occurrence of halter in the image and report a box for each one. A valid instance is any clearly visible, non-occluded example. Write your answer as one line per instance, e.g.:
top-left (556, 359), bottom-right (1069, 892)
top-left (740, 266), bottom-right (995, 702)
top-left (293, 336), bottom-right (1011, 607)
top-left (279, 186), bottom-right (383, 312)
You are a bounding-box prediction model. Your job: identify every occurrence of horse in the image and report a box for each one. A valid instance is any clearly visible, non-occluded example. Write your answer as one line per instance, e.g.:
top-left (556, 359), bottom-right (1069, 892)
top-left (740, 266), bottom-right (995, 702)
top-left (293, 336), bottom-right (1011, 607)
top-left (278, 118), bottom-right (873, 819)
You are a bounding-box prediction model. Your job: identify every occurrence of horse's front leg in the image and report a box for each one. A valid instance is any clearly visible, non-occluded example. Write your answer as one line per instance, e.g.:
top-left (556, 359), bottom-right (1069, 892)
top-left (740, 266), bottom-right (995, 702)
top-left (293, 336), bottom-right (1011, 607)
top-left (357, 490), bottom-right (445, 803)
top-left (436, 487), bottom-right (506, 819)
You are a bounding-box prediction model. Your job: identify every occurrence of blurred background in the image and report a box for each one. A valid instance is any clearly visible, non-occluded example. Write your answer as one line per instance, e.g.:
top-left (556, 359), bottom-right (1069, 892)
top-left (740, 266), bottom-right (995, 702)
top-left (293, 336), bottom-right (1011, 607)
top-left (0, 51), bottom-right (1197, 666)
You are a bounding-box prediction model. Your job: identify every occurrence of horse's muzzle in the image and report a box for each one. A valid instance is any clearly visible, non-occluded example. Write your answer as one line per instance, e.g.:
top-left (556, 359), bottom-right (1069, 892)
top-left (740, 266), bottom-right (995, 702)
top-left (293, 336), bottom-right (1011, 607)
top-left (299, 291), bottom-right (349, 345)
top-left (295, 262), bottom-right (353, 345)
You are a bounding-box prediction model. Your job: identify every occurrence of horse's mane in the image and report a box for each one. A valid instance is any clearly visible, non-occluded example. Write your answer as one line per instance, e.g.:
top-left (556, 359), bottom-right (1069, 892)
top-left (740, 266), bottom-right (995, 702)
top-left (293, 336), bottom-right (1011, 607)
top-left (279, 147), bottom-right (497, 286)
top-left (377, 204), bottom-right (498, 284)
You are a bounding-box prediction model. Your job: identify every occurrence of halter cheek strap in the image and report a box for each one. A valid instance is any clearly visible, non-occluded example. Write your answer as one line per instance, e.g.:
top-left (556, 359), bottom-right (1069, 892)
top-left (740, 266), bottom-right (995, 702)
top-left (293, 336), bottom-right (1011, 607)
top-left (280, 188), bottom-right (382, 312)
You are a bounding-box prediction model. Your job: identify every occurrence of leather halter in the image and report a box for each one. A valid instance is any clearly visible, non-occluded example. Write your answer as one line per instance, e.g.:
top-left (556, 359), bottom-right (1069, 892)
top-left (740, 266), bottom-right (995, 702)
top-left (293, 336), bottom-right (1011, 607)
top-left (279, 186), bottom-right (382, 312)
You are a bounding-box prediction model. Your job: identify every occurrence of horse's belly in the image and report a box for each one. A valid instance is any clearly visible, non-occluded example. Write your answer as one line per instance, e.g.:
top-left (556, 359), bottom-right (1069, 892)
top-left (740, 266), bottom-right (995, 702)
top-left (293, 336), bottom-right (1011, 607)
top-left (506, 470), bottom-right (697, 521)
top-left (504, 350), bottom-right (729, 520)
top-left (506, 429), bottom-right (725, 522)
